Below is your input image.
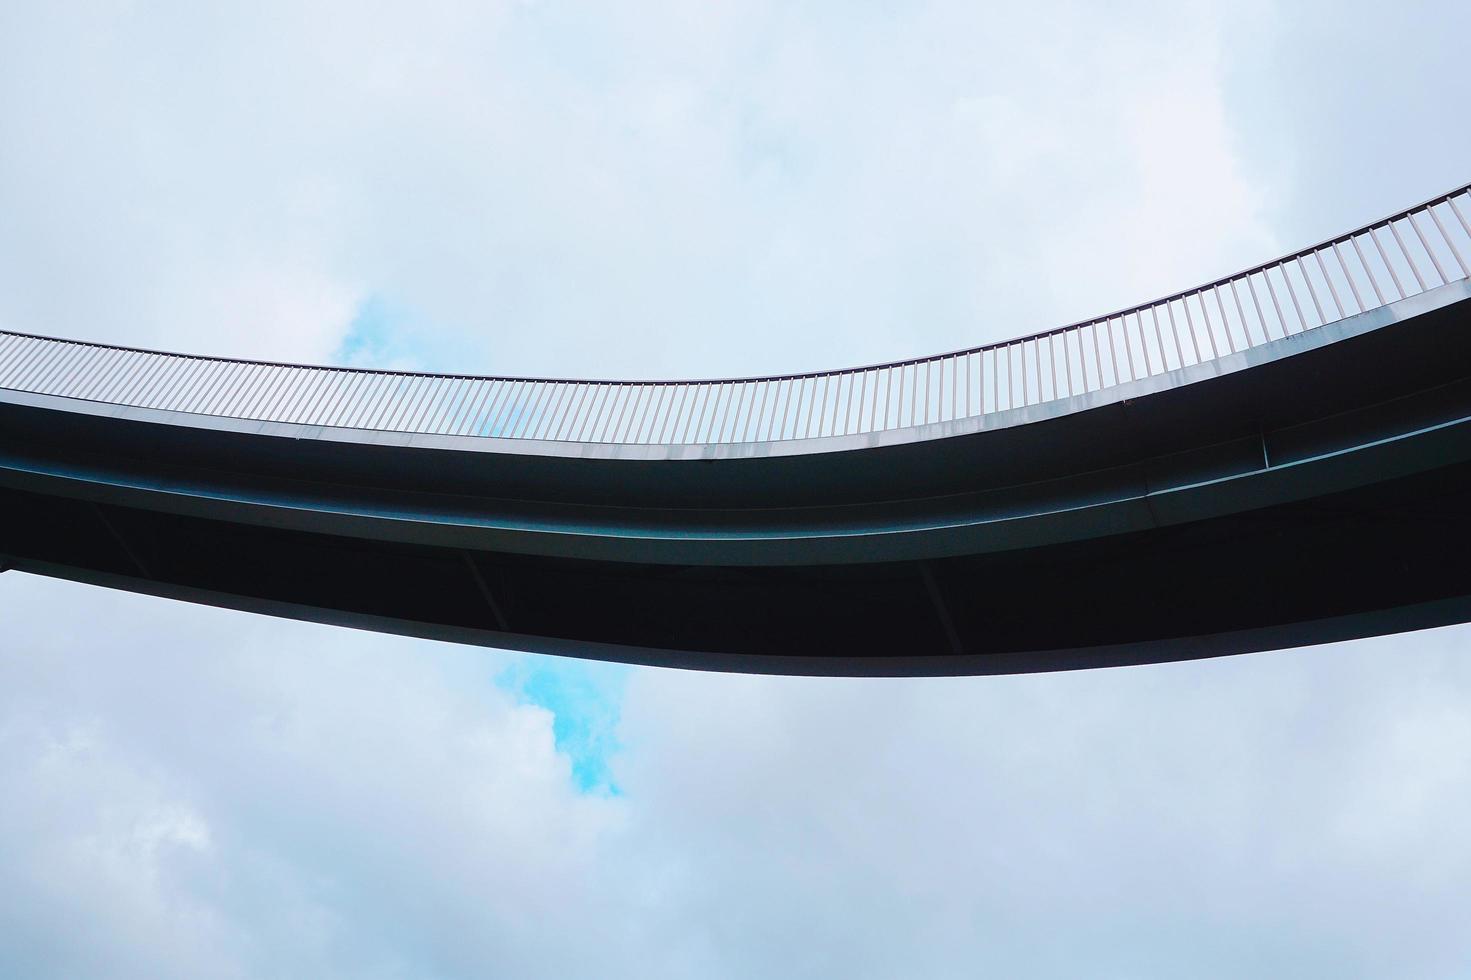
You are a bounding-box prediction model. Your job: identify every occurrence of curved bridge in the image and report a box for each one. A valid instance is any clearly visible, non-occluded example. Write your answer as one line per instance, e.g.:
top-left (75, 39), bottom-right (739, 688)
top-left (3, 185), bottom-right (1471, 675)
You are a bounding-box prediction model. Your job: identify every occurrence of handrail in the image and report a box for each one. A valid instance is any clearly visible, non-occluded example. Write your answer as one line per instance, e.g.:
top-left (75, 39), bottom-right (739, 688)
top-left (2, 183), bottom-right (1469, 446)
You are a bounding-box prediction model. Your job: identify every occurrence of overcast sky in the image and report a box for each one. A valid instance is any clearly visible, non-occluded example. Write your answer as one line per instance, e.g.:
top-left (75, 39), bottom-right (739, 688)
top-left (3, 1), bottom-right (1471, 977)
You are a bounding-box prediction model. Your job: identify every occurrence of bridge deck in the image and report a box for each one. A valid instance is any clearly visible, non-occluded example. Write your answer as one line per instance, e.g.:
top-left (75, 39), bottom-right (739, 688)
top-left (3, 185), bottom-right (1471, 674)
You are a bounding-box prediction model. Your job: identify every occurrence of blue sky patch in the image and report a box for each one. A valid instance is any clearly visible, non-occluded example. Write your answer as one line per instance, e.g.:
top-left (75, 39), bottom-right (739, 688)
top-left (337, 293), bottom-right (484, 374)
top-left (498, 657), bottom-right (629, 795)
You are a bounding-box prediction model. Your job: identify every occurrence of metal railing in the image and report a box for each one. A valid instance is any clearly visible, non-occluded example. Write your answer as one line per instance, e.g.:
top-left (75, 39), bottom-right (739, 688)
top-left (2, 184), bottom-right (1469, 447)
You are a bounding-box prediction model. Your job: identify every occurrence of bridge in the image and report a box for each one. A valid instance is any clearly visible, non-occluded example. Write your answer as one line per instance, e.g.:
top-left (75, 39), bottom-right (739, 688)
top-left (3, 184), bottom-right (1471, 675)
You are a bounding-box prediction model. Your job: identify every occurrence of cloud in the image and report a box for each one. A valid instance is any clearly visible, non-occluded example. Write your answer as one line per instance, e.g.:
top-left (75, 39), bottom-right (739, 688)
top-left (0, 0), bottom-right (1282, 377)
top-left (613, 636), bottom-right (1471, 978)
top-left (5, 573), bottom-right (1471, 978)
top-left (0, 574), bottom-right (637, 979)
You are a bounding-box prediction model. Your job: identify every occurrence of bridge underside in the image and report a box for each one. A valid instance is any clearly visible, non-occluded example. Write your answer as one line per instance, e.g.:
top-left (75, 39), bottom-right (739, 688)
top-left (3, 459), bottom-right (1471, 675)
top-left (3, 283), bottom-right (1471, 675)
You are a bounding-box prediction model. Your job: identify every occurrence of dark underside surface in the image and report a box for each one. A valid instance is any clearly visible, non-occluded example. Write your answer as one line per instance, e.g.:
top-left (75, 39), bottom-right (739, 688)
top-left (3, 288), bottom-right (1471, 675)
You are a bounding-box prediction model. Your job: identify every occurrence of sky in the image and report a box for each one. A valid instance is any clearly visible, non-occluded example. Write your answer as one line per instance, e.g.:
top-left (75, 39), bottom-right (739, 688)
top-left (1, 1), bottom-right (1470, 977)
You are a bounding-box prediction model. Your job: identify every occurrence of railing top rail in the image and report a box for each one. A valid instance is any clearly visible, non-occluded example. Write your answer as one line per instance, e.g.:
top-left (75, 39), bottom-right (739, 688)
top-left (4, 182), bottom-right (1468, 388)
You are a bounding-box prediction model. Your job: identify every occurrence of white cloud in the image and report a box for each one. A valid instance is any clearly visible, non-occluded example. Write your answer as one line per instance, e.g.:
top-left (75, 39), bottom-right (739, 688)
top-left (614, 639), bottom-right (1471, 978)
top-left (0, 575), bottom-right (629, 979)
top-left (4, 574), bottom-right (1471, 978)
top-left (0, 0), bottom-right (1281, 376)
